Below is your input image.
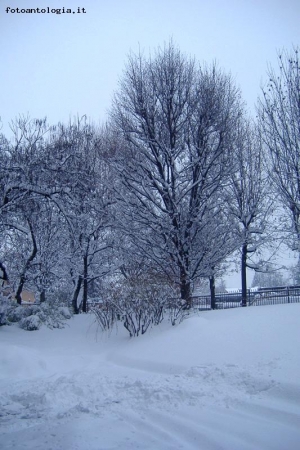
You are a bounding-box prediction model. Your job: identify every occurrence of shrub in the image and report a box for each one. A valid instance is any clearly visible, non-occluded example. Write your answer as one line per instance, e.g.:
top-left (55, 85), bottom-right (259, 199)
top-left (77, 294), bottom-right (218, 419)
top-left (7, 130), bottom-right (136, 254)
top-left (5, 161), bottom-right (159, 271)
top-left (1, 298), bottom-right (72, 330)
top-left (165, 297), bottom-right (189, 326)
top-left (58, 306), bottom-right (72, 319)
top-left (92, 275), bottom-right (185, 337)
top-left (33, 301), bottom-right (72, 329)
top-left (19, 314), bottom-right (41, 331)
top-left (7, 304), bottom-right (31, 322)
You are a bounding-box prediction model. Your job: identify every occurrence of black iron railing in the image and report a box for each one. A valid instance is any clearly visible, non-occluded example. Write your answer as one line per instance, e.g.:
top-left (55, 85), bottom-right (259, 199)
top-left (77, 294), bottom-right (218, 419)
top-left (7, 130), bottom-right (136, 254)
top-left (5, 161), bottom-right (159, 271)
top-left (190, 285), bottom-right (300, 310)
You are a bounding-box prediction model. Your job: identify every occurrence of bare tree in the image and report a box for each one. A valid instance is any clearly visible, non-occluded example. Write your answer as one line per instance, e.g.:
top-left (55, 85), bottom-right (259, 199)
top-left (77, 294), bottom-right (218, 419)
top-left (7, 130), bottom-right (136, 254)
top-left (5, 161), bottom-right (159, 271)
top-left (258, 47), bottom-right (300, 253)
top-left (111, 42), bottom-right (242, 307)
top-left (225, 120), bottom-right (273, 306)
top-left (0, 117), bottom-right (116, 310)
top-left (0, 117), bottom-right (52, 303)
top-left (48, 119), bottom-right (116, 313)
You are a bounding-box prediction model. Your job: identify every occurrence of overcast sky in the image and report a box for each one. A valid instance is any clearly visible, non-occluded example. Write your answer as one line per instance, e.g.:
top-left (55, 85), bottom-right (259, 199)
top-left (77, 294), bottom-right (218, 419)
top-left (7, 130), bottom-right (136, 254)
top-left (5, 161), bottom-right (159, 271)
top-left (1, 0), bottom-right (299, 286)
top-left (1, 0), bottom-right (299, 136)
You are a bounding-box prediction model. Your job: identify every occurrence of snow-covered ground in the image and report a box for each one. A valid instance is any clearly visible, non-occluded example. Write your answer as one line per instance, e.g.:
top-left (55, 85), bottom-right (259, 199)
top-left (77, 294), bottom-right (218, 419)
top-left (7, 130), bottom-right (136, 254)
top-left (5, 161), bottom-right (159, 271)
top-left (1, 304), bottom-right (300, 450)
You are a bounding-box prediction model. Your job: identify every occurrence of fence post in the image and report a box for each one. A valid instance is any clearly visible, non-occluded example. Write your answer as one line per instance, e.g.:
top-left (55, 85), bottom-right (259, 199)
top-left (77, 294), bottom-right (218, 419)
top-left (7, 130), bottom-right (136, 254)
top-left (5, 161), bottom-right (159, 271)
top-left (209, 275), bottom-right (216, 310)
top-left (287, 286), bottom-right (290, 303)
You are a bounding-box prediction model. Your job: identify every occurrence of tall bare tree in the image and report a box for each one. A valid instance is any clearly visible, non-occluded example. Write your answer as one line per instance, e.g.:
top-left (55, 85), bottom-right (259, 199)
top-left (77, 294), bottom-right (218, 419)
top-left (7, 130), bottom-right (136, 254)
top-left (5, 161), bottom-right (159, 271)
top-left (225, 120), bottom-right (273, 306)
top-left (111, 42), bottom-right (242, 306)
top-left (48, 119), bottom-right (116, 313)
top-left (258, 47), bottom-right (300, 253)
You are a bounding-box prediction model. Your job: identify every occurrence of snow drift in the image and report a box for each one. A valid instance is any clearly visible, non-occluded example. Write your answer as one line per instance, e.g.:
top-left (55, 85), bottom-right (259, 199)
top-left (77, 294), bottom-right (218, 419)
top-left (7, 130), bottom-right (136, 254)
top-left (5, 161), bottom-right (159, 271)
top-left (1, 304), bottom-right (300, 449)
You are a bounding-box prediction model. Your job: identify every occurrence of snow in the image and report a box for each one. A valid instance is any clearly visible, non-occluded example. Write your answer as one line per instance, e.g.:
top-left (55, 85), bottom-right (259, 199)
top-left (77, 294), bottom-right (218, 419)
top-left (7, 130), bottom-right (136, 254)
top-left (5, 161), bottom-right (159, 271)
top-left (1, 304), bottom-right (300, 450)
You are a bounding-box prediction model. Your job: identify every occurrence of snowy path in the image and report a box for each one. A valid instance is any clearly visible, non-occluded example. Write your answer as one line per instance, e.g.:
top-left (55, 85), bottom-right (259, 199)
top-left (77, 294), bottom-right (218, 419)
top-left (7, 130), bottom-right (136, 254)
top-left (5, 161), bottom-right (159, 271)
top-left (1, 305), bottom-right (300, 449)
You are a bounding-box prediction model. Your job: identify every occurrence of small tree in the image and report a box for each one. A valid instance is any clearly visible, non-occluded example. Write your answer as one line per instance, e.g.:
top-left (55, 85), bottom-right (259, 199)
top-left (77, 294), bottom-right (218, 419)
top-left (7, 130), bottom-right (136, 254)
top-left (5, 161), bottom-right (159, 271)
top-left (225, 120), bottom-right (272, 306)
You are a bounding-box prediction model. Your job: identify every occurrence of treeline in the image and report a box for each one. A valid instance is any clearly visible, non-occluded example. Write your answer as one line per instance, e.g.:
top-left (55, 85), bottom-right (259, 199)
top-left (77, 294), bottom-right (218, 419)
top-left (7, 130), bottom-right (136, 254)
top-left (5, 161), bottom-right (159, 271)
top-left (0, 43), bottom-right (299, 312)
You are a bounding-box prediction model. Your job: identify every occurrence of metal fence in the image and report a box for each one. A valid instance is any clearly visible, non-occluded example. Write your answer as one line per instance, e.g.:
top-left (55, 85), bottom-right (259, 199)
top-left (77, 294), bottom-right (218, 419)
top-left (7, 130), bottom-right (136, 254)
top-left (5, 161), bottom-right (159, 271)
top-left (191, 285), bottom-right (300, 310)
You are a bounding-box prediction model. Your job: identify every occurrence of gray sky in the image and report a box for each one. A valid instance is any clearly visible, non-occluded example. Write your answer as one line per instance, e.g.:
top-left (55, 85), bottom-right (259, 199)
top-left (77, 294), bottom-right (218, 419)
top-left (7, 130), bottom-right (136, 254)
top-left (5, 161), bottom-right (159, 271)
top-left (1, 0), bottom-right (299, 287)
top-left (1, 0), bottom-right (299, 136)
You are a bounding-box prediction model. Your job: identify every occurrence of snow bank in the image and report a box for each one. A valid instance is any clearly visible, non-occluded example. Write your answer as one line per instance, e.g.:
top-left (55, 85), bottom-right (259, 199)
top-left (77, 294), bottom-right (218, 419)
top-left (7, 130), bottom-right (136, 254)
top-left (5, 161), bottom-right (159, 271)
top-left (1, 304), bottom-right (300, 449)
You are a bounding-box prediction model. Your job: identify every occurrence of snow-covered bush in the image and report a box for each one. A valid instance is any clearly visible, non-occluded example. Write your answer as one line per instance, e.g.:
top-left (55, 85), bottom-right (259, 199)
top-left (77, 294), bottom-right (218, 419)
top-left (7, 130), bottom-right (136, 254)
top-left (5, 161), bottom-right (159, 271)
top-left (7, 304), bottom-right (31, 323)
top-left (165, 298), bottom-right (189, 326)
top-left (91, 302), bottom-right (117, 332)
top-left (93, 276), bottom-right (182, 337)
top-left (58, 306), bottom-right (72, 319)
top-left (93, 296), bottom-right (161, 337)
top-left (1, 299), bottom-right (72, 330)
top-left (124, 298), bottom-right (162, 337)
top-left (33, 301), bottom-right (72, 329)
top-left (19, 314), bottom-right (41, 331)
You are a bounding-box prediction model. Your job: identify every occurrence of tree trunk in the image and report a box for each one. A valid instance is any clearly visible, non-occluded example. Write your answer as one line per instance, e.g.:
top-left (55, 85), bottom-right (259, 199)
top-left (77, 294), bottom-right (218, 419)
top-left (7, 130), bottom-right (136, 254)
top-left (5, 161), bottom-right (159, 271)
top-left (0, 261), bottom-right (9, 285)
top-left (15, 275), bottom-right (25, 305)
top-left (82, 255), bottom-right (88, 313)
top-left (180, 269), bottom-right (192, 308)
top-left (72, 276), bottom-right (83, 314)
top-left (209, 274), bottom-right (216, 310)
top-left (15, 221), bottom-right (37, 305)
top-left (241, 243), bottom-right (247, 307)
